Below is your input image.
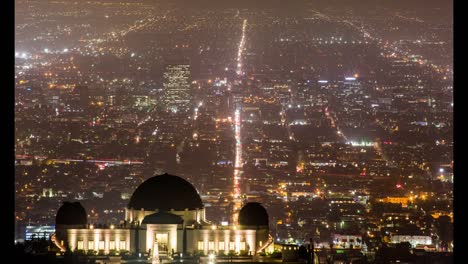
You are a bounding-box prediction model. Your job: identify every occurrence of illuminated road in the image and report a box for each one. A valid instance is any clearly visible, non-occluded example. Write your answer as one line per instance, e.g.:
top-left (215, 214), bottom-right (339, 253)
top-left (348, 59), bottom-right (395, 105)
top-left (395, 13), bottom-right (424, 23)
top-left (51, 233), bottom-right (65, 252)
top-left (232, 109), bottom-right (242, 224)
top-left (231, 19), bottom-right (247, 224)
top-left (256, 234), bottom-right (273, 253)
top-left (236, 19), bottom-right (247, 76)
top-left (340, 17), bottom-right (450, 78)
top-left (15, 155), bottom-right (143, 166)
top-left (234, 109), bottom-right (242, 170)
top-left (324, 106), bottom-right (348, 142)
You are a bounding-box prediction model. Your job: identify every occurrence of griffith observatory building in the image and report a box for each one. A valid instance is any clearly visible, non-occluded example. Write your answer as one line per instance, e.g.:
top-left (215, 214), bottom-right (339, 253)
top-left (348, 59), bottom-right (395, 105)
top-left (53, 173), bottom-right (271, 257)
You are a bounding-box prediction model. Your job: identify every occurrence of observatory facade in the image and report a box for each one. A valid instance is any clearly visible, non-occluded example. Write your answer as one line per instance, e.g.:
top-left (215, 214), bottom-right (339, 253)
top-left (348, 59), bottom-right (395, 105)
top-left (54, 173), bottom-right (271, 257)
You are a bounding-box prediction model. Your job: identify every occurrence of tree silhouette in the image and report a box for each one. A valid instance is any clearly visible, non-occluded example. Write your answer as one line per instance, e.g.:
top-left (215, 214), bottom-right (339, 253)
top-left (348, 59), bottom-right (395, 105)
top-left (435, 215), bottom-right (453, 250)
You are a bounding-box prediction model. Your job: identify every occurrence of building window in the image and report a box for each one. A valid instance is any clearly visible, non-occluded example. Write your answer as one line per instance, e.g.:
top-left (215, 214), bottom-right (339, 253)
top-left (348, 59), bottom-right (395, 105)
top-left (219, 242), bottom-right (225, 251)
top-left (240, 242), bottom-right (246, 251)
top-left (110, 241), bottom-right (115, 250)
top-left (120, 241), bottom-right (126, 250)
top-left (99, 241), bottom-right (105, 250)
top-left (198, 241), bottom-right (204, 250)
top-left (88, 241), bottom-right (94, 250)
top-left (229, 242), bottom-right (235, 251)
top-left (208, 241), bottom-right (215, 250)
top-left (77, 241), bottom-right (84, 250)
top-left (259, 241), bottom-right (263, 247)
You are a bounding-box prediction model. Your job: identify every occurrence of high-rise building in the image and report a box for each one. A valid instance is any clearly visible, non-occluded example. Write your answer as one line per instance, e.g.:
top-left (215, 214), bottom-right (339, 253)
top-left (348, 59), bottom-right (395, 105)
top-left (342, 77), bottom-right (362, 95)
top-left (163, 64), bottom-right (191, 112)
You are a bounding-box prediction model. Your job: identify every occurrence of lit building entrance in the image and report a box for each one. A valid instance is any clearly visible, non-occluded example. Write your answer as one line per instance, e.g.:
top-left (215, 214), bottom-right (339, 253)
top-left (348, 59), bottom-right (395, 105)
top-left (156, 233), bottom-right (169, 254)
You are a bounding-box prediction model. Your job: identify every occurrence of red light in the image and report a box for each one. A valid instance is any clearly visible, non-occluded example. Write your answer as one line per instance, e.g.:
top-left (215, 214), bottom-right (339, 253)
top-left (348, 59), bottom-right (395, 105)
top-left (396, 184), bottom-right (402, 189)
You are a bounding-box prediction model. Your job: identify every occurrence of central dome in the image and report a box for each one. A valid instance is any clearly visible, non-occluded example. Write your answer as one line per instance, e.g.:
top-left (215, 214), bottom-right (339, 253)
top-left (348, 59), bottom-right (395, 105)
top-left (128, 173), bottom-right (203, 211)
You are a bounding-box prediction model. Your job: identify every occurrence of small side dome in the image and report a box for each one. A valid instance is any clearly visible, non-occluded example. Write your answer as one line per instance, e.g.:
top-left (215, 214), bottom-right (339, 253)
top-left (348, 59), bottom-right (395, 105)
top-left (238, 202), bottom-right (269, 226)
top-left (56, 202), bottom-right (87, 226)
top-left (142, 211), bottom-right (184, 225)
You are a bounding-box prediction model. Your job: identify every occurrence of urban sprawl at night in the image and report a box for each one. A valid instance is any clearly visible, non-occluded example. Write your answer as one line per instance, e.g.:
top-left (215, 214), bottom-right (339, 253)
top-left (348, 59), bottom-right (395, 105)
top-left (15, 0), bottom-right (453, 263)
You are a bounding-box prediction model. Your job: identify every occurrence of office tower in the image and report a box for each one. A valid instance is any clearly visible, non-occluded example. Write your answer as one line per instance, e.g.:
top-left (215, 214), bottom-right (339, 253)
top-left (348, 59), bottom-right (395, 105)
top-left (163, 64), bottom-right (191, 112)
top-left (342, 76), bottom-right (362, 94)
